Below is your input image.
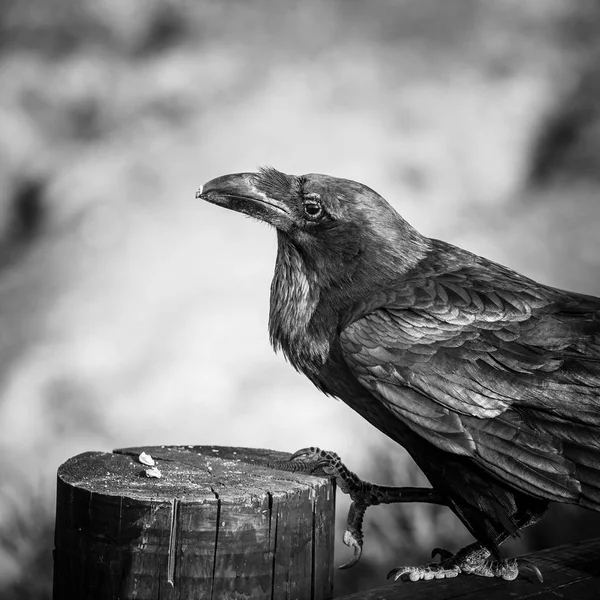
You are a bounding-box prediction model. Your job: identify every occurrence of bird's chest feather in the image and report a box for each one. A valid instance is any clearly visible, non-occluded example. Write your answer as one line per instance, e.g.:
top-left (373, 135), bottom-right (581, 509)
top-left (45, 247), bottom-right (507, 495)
top-left (268, 254), bottom-right (404, 432)
top-left (268, 245), bottom-right (332, 374)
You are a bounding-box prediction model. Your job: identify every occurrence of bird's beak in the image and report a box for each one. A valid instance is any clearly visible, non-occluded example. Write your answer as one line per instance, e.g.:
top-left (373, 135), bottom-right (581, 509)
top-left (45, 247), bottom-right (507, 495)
top-left (196, 172), bottom-right (293, 230)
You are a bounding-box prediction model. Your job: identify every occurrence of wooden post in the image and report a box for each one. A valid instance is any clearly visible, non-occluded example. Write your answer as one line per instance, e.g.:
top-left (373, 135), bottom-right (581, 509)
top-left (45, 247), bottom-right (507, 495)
top-left (53, 445), bottom-right (335, 600)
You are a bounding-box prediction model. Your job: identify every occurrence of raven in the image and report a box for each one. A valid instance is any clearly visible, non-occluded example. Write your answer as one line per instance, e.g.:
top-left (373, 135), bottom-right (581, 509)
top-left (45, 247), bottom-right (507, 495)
top-left (198, 168), bottom-right (600, 581)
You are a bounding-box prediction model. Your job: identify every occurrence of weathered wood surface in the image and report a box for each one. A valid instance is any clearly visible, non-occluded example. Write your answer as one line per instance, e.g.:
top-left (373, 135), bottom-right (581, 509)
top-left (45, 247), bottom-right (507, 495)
top-left (53, 445), bottom-right (335, 600)
top-left (335, 537), bottom-right (600, 599)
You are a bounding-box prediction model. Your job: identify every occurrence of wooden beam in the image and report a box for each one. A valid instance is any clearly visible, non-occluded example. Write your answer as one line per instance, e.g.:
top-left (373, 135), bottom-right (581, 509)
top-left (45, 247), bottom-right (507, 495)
top-left (335, 537), bottom-right (600, 599)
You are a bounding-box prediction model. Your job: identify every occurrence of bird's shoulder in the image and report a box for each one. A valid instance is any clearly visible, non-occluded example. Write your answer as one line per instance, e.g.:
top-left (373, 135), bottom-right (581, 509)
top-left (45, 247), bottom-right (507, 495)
top-left (345, 240), bottom-right (549, 324)
top-left (338, 238), bottom-right (600, 417)
top-left (342, 238), bottom-right (599, 335)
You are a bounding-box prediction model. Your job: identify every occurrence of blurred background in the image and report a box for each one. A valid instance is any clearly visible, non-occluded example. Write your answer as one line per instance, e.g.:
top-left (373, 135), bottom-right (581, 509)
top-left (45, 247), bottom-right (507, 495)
top-left (1, 0), bottom-right (600, 597)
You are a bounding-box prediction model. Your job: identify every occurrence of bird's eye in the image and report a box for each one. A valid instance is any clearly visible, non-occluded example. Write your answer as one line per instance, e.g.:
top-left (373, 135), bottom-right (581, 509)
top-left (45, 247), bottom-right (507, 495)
top-left (303, 201), bottom-right (323, 219)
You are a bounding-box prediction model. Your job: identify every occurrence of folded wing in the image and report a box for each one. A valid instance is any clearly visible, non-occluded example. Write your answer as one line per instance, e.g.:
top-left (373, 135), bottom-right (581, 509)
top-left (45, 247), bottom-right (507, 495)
top-left (341, 260), bottom-right (600, 510)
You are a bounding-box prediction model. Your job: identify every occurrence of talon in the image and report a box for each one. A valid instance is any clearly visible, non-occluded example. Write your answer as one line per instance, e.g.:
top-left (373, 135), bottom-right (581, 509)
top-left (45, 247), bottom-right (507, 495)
top-left (289, 446), bottom-right (317, 461)
top-left (386, 566), bottom-right (440, 582)
top-left (517, 558), bottom-right (543, 583)
top-left (284, 447), bottom-right (332, 474)
top-left (288, 446), bottom-right (338, 474)
top-left (387, 567), bottom-right (409, 581)
top-left (339, 529), bottom-right (363, 569)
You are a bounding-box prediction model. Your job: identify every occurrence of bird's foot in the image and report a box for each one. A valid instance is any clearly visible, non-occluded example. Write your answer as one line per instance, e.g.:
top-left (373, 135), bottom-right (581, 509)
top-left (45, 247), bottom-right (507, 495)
top-left (387, 543), bottom-right (543, 583)
top-left (271, 447), bottom-right (444, 569)
top-left (269, 446), bottom-right (368, 568)
top-left (282, 447), bottom-right (368, 496)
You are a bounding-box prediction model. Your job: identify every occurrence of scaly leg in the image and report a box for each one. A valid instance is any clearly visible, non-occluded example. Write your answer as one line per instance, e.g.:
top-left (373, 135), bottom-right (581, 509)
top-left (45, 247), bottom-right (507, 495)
top-left (269, 446), bottom-right (446, 568)
top-left (271, 447), bottom-right (543, 582)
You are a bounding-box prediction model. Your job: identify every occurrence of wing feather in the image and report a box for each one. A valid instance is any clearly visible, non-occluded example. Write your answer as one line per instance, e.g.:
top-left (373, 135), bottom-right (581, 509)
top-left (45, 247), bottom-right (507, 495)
top-left (340, 260), bottom-right (600, 508)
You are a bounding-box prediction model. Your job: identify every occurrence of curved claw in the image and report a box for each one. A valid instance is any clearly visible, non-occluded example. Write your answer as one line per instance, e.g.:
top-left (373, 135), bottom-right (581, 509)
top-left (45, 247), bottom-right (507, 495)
top-left (286, 447), bottom-right (330, 474)
top-left (288, 448), bottom-right (319, 460)
top-left (289, 447), bottom-right (317, 461)
top-left (517, 558), bottom-right (543, 583)
top-left (338, 529), bottom-right (363, 570)
top-left (387, 567), bottom-right (406, 581)
top-left (431, 547), bottom-right (454, 561)
top-left (289, 447), bottom-right (332, 470)
top-left (386, 566), bottom-right (430, 582)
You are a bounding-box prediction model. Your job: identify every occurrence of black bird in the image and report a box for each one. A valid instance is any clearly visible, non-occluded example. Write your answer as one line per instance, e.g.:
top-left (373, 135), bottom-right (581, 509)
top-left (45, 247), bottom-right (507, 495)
top-left (198, 168), bottom-right (600, 581)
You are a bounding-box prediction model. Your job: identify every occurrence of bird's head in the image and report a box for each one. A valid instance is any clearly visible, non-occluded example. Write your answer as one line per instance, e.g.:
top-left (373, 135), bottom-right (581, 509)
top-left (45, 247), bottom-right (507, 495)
top-left (198, 167), bottom-right (428, 292)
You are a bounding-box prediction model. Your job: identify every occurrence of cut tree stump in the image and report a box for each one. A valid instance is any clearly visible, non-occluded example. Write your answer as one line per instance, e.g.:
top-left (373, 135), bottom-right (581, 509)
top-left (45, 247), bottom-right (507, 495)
top-left (53, 445), bottom-right (335, 600)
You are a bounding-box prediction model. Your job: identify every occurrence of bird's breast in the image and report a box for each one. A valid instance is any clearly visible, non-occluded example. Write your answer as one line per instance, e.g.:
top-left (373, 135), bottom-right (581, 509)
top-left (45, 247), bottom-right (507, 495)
top-left (269, 240), bottom-right (336, 373)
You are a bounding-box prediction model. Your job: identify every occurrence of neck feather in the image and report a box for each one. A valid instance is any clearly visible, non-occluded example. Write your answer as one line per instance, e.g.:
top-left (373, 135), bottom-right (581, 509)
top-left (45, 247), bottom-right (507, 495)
top-left (268, 234), bottom-right (330, 372)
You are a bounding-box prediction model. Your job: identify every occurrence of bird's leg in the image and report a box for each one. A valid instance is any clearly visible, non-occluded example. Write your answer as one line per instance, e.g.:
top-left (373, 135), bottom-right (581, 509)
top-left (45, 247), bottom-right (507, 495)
top-left (387, 541), bottom-right (543, 583)
top-left (269, 446), bottom-right (446, 569)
